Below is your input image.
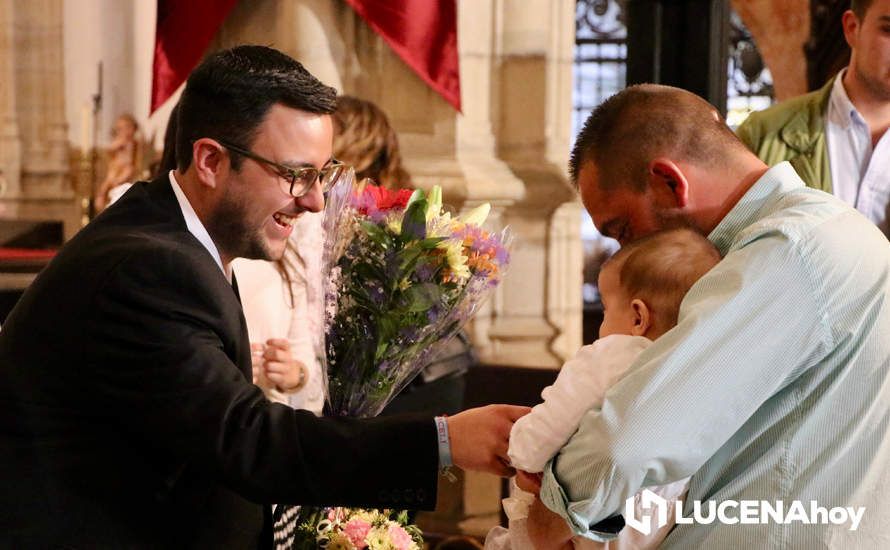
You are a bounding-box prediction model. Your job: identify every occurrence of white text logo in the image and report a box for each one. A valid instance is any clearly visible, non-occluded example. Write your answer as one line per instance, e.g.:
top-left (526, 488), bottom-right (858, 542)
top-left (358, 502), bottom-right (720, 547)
top-left (624, 491), bottom-right (865, 535)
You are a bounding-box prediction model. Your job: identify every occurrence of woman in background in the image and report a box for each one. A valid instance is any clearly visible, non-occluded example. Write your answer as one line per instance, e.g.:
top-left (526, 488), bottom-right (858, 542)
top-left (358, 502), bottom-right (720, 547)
top-left (233, 221), bottom-right (325, 413)
top-left (332, 95), bottom-right (410, 188)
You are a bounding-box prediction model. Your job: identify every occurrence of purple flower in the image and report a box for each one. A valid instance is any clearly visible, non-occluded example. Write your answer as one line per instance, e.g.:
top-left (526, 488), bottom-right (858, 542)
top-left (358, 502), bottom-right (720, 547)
top-left (427, 306), bottom-right (443, 324)
top-left (370, 285), bottom-right (386, 305)
top-left (415, 262), bottom-right (435, 282)
top-left (495, 246), bottom-right (510, 264)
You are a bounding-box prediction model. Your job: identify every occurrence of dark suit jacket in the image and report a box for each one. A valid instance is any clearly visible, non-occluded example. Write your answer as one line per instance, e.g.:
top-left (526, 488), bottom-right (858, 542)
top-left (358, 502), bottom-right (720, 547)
top-left (0, 175), bottom-right (438, 549)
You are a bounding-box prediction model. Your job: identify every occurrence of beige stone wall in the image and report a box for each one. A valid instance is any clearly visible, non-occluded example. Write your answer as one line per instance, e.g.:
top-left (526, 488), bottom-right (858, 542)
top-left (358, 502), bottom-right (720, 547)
top-left (0, 0), bottom-right (80, 239)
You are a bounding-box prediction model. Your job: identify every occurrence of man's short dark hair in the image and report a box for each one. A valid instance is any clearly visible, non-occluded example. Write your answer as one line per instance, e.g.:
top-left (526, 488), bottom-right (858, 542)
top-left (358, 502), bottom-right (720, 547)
top-left (851, 0), bottom-right (875, 19)
top-left (568, 84), bottom-right (747, 191)
top-left (175, 45), bottom-right (337, 172)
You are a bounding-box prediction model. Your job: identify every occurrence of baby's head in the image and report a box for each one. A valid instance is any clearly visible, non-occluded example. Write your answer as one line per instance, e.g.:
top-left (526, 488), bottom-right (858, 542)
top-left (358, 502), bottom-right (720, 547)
top-left (598, 228), bottom-right (720, 340)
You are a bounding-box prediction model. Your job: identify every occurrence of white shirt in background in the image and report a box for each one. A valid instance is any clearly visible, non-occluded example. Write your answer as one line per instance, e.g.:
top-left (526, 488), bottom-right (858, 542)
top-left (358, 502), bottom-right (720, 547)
top-left (825, 69), bottom-right (890, 237)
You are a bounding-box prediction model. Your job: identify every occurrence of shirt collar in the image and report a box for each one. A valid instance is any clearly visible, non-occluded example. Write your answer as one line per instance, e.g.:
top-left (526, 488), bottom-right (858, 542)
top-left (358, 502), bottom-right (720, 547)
top-left (708, 162), bottom-right (805, 255)
top-left (827, 68), bottom-right (866, 130)
top-left (168, 170), bottom-right (232, 282)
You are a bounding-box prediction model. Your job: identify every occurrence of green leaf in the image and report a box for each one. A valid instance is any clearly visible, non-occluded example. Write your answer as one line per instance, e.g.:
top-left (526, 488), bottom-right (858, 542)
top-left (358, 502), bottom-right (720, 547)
top-left (418, 237), bottom-right (446, 249)
top-left (397, 244), bottom-right (426, 274)
top-left (400, 198), bottom-right (428, 240)
top-left (404, 188), bottom-right (426, 210)
top-left (360, 220), bottom-right (392, 248)
top-left (401, 283), bottom-right (442, 312)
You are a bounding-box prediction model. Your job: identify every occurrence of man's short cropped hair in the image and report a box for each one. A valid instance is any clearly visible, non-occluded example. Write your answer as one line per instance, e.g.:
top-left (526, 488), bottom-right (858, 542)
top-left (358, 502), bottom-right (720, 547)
top-left (175, 45), bottom-right (337, 172)
top-left (568, 84), bottom-right (747, 191)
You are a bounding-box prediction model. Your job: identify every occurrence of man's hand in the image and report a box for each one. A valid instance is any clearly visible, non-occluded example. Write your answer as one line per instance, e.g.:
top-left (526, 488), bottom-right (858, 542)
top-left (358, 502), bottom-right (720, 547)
top-left (527, 496), bottom-right (575, 550)
top-left (448, 404), bottom-right (530, 476)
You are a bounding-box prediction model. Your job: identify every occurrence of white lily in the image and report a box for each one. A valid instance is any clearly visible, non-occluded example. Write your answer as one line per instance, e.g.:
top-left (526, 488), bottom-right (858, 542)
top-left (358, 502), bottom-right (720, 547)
top-left (459, 203), bottom-right (491, 226)
top-left (425, 185), bottom-right (443, 222)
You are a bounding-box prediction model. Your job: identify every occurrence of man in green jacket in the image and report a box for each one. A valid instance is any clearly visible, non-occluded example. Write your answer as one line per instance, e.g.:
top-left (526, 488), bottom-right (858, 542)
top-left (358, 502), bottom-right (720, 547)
top-left (737, 0), bottom-right (890, 237)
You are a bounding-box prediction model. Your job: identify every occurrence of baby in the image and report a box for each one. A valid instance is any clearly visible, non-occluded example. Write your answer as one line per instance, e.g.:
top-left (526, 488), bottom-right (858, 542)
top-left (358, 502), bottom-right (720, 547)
top-left (486, 227), bottom-right (721, 550)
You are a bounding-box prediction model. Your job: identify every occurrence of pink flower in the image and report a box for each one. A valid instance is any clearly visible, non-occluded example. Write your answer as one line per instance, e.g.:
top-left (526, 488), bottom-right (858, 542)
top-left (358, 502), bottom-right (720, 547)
top-left (343, 518), bottom-right (372, 549)
top-left (387, 522), bottom-right (414, 550)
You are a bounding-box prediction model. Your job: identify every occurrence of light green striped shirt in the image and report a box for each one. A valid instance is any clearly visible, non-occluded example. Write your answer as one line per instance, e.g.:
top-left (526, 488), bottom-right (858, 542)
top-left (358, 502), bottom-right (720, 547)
top-left (541, 162), bottom-right (890, 548)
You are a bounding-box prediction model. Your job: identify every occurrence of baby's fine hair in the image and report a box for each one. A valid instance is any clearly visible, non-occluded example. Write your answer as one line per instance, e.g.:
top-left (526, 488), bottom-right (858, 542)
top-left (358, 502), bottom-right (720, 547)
top-left (604, 228), bottom-right (721, 328)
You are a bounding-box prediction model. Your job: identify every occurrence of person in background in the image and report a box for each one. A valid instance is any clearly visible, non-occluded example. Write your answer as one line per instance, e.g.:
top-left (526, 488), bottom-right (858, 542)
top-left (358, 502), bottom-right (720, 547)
top-left (233, 212), bottom-right (325, 413)
top-left (332, 95), bottom-right (410, 188)
top-left (95, 113), bottom-right (142, 212)
top-left (737, 0), bottom-right (890, 238)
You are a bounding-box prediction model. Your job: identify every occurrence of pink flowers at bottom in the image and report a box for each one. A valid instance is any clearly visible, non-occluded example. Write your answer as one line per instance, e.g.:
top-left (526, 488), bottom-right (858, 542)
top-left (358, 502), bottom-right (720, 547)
top-left (344, 518), bottom-right (372, 549)
top-left (387, 523), bottom-right (414, 550)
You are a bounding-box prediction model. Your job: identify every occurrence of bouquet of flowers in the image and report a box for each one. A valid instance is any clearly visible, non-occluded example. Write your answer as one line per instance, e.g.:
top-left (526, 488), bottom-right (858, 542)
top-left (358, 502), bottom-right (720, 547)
top-left (284, 170), bottom-right (511, 548)
top-left (292, 508), bottom-right (422, 550)
top-left (319, 171), bottom-right (512, 418)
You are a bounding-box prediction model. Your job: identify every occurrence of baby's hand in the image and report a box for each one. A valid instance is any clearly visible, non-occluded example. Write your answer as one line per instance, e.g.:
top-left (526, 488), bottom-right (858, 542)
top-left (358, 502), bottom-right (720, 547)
top-left (515, 469), bottom-right (543, 495)
top-left (263, 338), bottom-right (308, 393)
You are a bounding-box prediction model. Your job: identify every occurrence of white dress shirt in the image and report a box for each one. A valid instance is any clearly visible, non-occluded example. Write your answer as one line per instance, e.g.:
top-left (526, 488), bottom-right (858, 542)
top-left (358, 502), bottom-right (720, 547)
top-left (825, 69), bottom-right (890, 236)
top-left (167, 171), bottom-right (231, 282)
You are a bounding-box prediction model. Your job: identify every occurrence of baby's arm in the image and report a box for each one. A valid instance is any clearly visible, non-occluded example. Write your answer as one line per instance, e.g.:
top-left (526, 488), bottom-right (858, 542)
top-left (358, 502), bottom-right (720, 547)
top-left (508, 335), bottom-right (650, 472)
top-left (528, 496), bottom-right (576, 550)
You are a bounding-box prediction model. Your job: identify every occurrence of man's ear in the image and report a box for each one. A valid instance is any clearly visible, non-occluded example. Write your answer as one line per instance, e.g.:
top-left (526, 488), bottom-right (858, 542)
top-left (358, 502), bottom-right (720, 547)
top-left (630, 298), bottom-right (652, 337)
top-left (648, 157), bottom-right (690, 208)
top-left (192, 138), bottom-right (227, 189)
top-left (842, 10), bottom-right (859, 49)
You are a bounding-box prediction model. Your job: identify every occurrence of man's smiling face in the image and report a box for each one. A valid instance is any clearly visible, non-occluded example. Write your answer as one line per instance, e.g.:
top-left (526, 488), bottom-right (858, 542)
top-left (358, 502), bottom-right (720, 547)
top-left (209, 103), bottom-right (332, 262)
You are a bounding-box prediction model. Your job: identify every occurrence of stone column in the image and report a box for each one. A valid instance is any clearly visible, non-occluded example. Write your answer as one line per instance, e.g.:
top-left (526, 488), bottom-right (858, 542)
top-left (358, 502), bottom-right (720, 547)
top-left (489, 0), bottom-right (582, 366)
top-left (0, 0), bottom-right (78, 239)
top-left (0, 0), bottom-right (22, 199)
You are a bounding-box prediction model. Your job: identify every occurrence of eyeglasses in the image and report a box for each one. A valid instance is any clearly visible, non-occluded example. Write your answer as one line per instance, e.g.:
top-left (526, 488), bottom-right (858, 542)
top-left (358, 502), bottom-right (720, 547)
top-left (218, 141), bottom-right (345, 198)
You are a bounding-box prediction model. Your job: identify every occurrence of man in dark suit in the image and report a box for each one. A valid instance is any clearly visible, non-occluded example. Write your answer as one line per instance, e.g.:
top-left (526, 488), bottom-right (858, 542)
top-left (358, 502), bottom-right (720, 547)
top-left (0, 46), bottom-right (527, 548)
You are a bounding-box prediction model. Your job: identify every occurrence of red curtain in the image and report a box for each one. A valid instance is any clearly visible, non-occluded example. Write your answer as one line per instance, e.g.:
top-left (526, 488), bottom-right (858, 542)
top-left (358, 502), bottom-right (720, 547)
top-left (150, 0), bottom-right (239, 114)
top-left (345, 0), bottom-right (461, 112)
